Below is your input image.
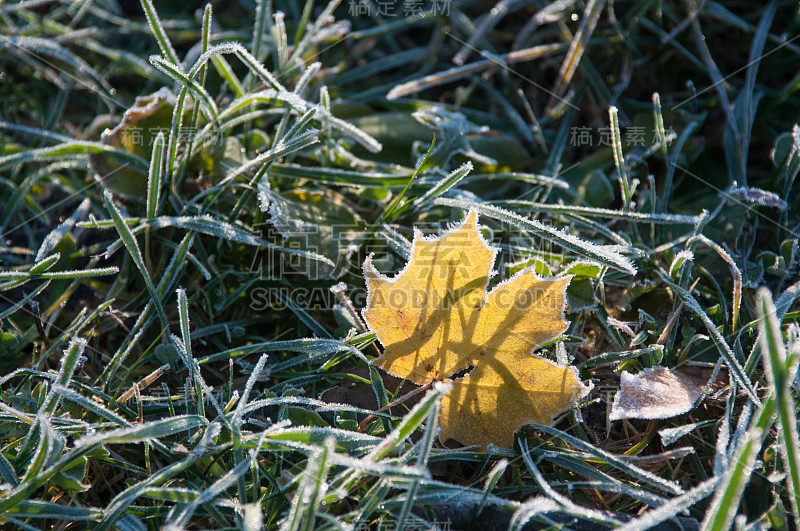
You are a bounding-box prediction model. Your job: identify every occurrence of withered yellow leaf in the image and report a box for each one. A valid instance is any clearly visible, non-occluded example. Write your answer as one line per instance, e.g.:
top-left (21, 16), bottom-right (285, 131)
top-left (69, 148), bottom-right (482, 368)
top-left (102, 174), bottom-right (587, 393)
top-left (362, 210), bottom-right (592, 449)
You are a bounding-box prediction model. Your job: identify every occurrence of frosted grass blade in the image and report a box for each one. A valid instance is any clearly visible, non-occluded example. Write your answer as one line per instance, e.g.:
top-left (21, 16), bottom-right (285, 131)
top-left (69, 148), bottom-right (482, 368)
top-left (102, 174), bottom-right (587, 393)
top-left (546, 0), bottom-right (605, 113)
top-left (103, 190), bottom-right (168, 331)
top-left (662, 276), bottom-right (760, 405)
top-left (0, 141), bottom-right (148, 172)
top-left (146, 132), bottom-right (164, 219)
top-left (388, 43), bottom-right (564, 100)
top-left (757, 288), bottom-right (800, 526)
top-left (0, 280), bottom-right (50, 320)
top-left (690, 234), bottom-right (742, 330)
top-left (139, 0), bottom-right (180, 66)
top-left (2, 500), bottom-right (101, 521)
top-left (701, 429), bottom-right (763, 531)
top-left (75, 416), bottom-right (206, 447)
top-left (619, 478), bottom-right (718, 531)
top-left (149, 56), bottom-right (219, 119)
top-left (280, 437), bottom-right (334, 531)
top-left (435, 198), bottom-right (637, 274)
top-left (199, 338), bottom-right (367, 365)
top-left (529, 423), bottom-right (683, 495)
top-left (35, 198), bottom-right (91, 261)
top-left (492, 200), bottom-right (701, 224)
top-left (609, 106), bottom-right (632, 207)
top-left (0, 266), bottom-right (118, 284)
top-left (170, 457), bottom-right (252, 528)
top-left (395, 389), bottom-right (439, 530)
top-left (412, 162), bottom-right (472, 210)
top-left (82, 215), bottom-right (335, 269)
top-left (95, 424), bottom-right (220, 531)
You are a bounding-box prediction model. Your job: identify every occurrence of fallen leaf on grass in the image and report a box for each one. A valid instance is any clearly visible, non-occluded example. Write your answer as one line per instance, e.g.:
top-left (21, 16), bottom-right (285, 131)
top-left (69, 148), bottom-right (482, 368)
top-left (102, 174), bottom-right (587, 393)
top-left (89, 87), bottom-right (184, 195)
top-left (609, 366), bottom-right (706, 421)
top-left (362, 210), bottom-right (592, 449)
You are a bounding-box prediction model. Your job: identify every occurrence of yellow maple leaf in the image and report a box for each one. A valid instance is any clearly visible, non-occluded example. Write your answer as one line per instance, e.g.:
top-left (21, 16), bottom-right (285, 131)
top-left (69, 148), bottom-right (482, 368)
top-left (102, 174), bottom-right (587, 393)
top-left (362, 210), bottom-right (592, 449)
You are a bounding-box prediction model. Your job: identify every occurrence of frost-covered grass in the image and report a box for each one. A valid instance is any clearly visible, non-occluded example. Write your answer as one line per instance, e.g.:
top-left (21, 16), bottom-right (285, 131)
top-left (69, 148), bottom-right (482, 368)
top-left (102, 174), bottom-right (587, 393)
top-left (1, 0), bottom-right (799, 529)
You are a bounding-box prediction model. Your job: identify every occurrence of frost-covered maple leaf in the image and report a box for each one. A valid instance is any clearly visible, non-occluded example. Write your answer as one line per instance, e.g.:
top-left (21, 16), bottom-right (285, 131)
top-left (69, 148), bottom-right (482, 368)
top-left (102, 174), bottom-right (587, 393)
top-left (362, 211), bottom-right (592, 449)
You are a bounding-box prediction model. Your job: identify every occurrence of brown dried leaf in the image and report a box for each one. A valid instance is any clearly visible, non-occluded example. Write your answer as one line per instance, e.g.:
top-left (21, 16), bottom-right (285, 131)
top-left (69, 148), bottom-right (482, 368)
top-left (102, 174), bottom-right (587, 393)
top-left (609, 366), bottom-right (706, 421)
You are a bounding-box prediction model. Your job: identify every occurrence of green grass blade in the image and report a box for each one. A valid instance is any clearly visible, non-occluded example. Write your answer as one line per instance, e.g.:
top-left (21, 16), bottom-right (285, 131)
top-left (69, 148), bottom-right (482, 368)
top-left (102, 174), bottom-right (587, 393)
top-left (103, 190), bottom-right (169, 332)
top-left (412, 160), bottom-right (471, 212)
top-left (0, 141), bottom-right (148, 172)
top-left (175, 289), bottom-right (204, 417)
top-left (395, 393), bottom-right (439, 530)
top-left (2, 500), bottom-right (101, 521)
top-left (662, 276), bottom-right (760, 405)
top-left (757, 288), bottom-right (800, 526)
top-left (138, 0), bottom-right (180, 66)
top-left (46, 337), bottom-right (87, 414)
top-left (529, 423), bottom-right (683, 495)
top-left (149, 56), bottom-right (219, 119)
top-left (383, 135), bottom-right (434, 221)
top-left (281, 437), bottom-right (334, 531)
top-left (619, 478), bottom-right (719, 531)
top-left (76, 416), bottom-right (206, 447)
top-left (608, 106), bottom-right (632, 207)
top-left (199, 338), bottom-right (367, 366)
top-left (0, 281), bottom-right (50, 321)
top-left (0, 266), bottom-right (117, 286)
top-left (170, 456), bottom-right (253, 528)
top-left (701, 429), bottom-right (764, 531)
top-left (95, 424), bottom-right (220, 531)
top-left (84, 215), bottom-right (335, 269)
top-left (146, 132), bottom-right (164, 219)
top-left (491, 200), bottom-right (701, 224)
top-left (35, 198), bottom-right (91, 261)
top-left (251, 0), bottom-right (271, 63)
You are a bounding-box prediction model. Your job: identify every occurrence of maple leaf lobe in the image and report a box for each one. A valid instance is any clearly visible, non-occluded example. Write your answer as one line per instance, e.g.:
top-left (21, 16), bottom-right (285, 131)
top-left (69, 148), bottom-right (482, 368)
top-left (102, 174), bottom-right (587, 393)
top-left (362, 211), bottom-right (495, 382)
top-left (439, 353), bottom-right (591, 449)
